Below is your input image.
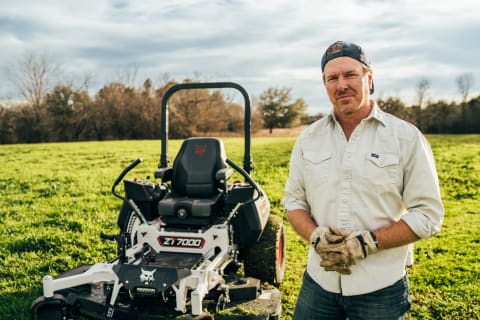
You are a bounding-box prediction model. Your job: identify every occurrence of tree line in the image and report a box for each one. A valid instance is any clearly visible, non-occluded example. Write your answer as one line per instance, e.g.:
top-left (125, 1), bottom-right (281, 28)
top-left (377, 75), bottom-right (480, 133)
top-left (377, 96), bottom-right (480, 134)
top-left (0, 53), bottom-right (309, 144)
top-left (0, 79), bottom-right (257, 143)
top-left (0, 53), bottom-right (478, 144)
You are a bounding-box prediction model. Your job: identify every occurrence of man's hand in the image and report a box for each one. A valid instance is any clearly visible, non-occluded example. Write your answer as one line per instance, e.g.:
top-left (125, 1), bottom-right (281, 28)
top-left (310, 226), bottom-right (351, 274)
top-left (310, 226), bottom-right (346, 251)
top-left (309, 226), bottom-right (328, 247)
top-left (310, 226), bottom-right (348, 246)
top-left (317, 227), bottom-right (378, 274)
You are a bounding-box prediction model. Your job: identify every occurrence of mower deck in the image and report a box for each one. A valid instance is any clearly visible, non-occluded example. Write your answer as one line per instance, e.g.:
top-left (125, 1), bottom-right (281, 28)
top-left (33, 253), bottom-right (281, 320)
top-left (34, 277), bottom-right (281, 320)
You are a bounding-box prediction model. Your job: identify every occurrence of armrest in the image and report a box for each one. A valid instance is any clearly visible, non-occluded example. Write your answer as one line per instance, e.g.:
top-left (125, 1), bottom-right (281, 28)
top-left (216, 168), bottom-right (233, 182)
top-left (154, 167), bottom-right (173, 181)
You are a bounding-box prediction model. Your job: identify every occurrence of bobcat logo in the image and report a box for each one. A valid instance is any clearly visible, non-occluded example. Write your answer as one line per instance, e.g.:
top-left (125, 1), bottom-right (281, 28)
top-left (140, 268), bottom-right (156, 285)
top-left (194, 144), bottom-right (207, 156)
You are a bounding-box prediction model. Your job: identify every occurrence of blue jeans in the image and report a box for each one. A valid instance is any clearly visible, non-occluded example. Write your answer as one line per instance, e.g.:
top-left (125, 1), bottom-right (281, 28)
top-left (293, 272), bottom-right (411, 320)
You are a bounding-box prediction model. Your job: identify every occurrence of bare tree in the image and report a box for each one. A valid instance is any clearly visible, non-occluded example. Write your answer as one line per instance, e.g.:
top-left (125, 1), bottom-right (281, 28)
top-left (71, 71), bottom-right (94, 92)
top-left (7, 52), bottom-right (60, 108)
top-left (416, 77), bottom-right (430, 108)
top-left (157, 72), bottom-right (172, 87)
top-left (6, 52), bottom-right (61, 141)
top-left (456, 72), bottom-right (475, 103)
top-left (116, 63), bottom-right (139, 88)
top-left (456, 72), bottom-right (475, 123)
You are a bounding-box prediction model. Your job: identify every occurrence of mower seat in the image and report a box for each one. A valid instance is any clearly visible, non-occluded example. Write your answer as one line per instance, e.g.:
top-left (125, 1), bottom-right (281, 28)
top-left (158, 137), bottom-right (232, 225)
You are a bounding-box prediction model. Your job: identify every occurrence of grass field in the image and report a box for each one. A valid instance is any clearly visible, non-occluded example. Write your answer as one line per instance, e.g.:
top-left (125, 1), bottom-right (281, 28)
top-left (0, 135), bottom-right (479, 319)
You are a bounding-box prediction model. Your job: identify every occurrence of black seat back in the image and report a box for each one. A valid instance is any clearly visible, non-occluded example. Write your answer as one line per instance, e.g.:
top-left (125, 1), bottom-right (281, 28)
top-left (171, 137), bottom-right (228, 198)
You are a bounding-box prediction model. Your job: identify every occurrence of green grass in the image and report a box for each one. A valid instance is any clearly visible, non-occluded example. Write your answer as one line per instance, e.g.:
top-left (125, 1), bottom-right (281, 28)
top-left (0, 135), bottom-right (479, 319)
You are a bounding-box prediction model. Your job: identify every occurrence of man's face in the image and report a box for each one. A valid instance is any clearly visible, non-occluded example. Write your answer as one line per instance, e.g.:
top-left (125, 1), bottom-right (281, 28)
top-left (323, 57), bottom-right (372, 117)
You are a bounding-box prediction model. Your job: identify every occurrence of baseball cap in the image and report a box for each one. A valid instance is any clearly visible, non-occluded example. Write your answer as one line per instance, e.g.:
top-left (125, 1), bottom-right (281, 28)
top-left (321, 41), bottom-right (374, 94)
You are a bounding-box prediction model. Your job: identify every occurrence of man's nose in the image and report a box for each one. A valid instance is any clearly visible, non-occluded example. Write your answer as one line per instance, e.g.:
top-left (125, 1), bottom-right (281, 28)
top-left (336, 76), bottom-right (349, 90)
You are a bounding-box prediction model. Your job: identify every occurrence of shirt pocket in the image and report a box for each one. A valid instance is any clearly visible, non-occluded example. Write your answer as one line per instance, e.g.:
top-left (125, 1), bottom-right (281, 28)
top-left (303, 151), bottom-right (332, 181)
top-left (363, 152), bottom-right (400, 185)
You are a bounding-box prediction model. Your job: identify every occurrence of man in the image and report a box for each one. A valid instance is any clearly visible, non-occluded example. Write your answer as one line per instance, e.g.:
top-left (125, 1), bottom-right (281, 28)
top-left (282, 41), bottom-right (444, 319)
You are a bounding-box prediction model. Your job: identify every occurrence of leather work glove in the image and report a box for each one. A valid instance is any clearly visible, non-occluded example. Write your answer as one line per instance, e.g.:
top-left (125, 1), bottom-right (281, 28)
top-left (317, 227), bottom-right (379, 275)
top-left (310, 226), bottom-right (347, 246)
top-left (310, 226), bottom-right (346, 251)
top-left (310, 226), bottom-right (351, 274)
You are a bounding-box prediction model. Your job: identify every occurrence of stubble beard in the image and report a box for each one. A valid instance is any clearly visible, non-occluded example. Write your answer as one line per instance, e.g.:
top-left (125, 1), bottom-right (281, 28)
top-left (335, 94), bottom-right (360, 116)
top-left (337, 102), bottom-right (357, 116)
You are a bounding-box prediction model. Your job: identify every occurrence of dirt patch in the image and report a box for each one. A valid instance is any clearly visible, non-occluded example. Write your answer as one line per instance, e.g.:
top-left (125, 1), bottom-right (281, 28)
top-left (198, 126), bottom-right (308, 138)
top-left (252, 125), bottom-right (307, 137)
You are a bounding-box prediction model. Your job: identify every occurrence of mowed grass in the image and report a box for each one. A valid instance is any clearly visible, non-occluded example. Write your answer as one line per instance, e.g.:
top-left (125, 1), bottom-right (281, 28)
top-left (0, 135), bottom-right (479, 319)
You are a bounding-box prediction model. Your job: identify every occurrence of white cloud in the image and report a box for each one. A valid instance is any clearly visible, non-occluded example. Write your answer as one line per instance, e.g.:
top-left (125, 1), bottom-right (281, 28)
top-left (1, 0), bottom-right (479, 114)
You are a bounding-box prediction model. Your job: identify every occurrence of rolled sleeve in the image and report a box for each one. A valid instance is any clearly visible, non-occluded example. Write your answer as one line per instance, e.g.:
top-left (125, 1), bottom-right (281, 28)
top-left (401, 132), bottom-right (444, 239)
top-left (402, 209), bottom-right (442, 239)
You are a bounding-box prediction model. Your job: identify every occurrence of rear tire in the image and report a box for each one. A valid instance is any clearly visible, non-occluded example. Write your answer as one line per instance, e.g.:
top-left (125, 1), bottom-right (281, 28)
top-left (117, 211), bottom-right (141, 255)
top-left (243, 215), bottom-right (286, 286)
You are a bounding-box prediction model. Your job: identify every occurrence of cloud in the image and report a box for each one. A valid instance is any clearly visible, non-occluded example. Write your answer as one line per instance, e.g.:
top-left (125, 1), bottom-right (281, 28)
top-left (1, 0), bottom-right (480, 114)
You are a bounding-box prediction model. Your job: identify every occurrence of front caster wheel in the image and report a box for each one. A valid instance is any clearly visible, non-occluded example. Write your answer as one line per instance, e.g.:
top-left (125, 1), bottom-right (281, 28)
top-left (32, 294), bottom-right (69, 320)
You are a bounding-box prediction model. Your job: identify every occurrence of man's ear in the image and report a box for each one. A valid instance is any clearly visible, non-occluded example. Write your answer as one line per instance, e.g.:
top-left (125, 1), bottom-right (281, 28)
top-left (368, 71), bottom-right (374, 94)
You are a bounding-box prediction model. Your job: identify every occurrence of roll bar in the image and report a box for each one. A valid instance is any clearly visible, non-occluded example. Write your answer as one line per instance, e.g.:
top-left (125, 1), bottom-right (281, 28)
top-left (160, 82), bottom-right (253, 174)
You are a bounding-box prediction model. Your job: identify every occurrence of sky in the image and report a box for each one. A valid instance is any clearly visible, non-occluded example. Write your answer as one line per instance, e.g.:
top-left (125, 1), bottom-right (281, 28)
top-left (1, 0), bottom-right (479, 115)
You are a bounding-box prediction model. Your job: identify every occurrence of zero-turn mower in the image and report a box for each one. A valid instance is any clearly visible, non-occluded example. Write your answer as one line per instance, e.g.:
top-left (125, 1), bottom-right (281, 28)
top-left (31, 82), bottom-right (285, 320)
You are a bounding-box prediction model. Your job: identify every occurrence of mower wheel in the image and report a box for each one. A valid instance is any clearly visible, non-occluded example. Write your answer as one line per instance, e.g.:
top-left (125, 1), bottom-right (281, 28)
top-left (117, 211), bottom-right (141, 255)
top-left (32, 295), bottom-right (68, 320)
top-left (36, 306), bottom-right (63, 320)
top-left (243, 214), bottom-right (286, 286)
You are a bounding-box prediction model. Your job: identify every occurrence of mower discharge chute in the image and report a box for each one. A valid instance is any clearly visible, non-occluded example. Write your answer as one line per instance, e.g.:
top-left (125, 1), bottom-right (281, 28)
top-left (31, 82), bottom-right (286, 320)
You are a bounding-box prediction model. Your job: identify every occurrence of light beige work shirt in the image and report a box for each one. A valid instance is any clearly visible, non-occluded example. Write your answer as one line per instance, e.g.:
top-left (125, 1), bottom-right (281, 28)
top-left (283, 103), bottom-right (444, 295)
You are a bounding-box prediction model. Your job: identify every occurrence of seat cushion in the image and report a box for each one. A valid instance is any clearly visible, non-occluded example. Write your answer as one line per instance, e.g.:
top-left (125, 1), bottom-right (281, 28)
top-left (158, 193), bottom-right (222, 219)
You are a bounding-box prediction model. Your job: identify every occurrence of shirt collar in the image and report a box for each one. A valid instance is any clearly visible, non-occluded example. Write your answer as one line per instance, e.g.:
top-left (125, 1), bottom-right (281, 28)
top-left (366, 102), bottom-right (386, 126)
top-left (327, 100), bottom-right (386, 127)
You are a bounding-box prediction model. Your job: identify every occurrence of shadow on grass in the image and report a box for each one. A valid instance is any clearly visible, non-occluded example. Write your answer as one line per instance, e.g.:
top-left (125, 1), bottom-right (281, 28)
top-left (0, 286), bottom-right (42, 320)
